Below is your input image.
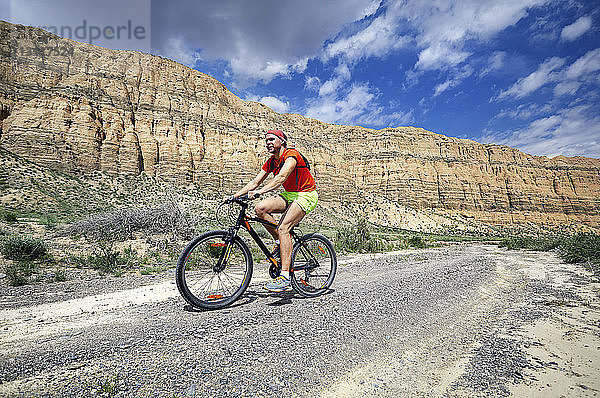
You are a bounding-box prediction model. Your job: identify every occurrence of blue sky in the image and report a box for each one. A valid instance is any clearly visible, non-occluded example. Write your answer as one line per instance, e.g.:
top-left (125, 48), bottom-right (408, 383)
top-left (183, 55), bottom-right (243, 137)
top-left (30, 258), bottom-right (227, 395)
top-left (4, 1), bottom-right (600, 158)
top-left (150, 0), bottom-right (600, 159)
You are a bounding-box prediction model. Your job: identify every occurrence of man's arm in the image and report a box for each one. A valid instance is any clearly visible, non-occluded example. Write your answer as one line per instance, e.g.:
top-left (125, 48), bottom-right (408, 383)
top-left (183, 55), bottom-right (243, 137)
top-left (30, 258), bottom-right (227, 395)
top-left (254, 157), bottom-right (297, 196)
top-left (233, 169), bottom-right (269, 198)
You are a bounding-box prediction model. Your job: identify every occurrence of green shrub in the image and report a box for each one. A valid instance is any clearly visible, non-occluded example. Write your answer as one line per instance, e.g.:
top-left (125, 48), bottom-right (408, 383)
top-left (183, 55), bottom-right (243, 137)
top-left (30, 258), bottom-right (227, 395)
top-left (499, 236), bottom-right (560, 252)
top-left (40, 214), bottom-right (59, 229)
top-left (1, 235), bottom-right (49, 261)
top-left (52, 267), bottom-right (68, 282)
top-left (1, 210), bottom-right (18, 223)
top-left (4, 261), bottom-right (39, 286)
top-left (82, 244), bottom-right (141, 276)
top-left (558, 233), bottom-right (600, 264)
top-left (140, 264), bottom-right (168, 275)
top-left (87, 375), bottom-right (122, 397)
top-left (406, 235), bottom-right (427, 249)
top-left (335, 218), bottom-right (384, 253)
top-left (499, 233), bottom-right (600, 277)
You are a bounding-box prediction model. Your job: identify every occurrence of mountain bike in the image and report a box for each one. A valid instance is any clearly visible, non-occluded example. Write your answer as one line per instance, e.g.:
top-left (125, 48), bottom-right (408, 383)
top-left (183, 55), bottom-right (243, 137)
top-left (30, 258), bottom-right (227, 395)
top-left (176, 195), bottom-right (337, 310)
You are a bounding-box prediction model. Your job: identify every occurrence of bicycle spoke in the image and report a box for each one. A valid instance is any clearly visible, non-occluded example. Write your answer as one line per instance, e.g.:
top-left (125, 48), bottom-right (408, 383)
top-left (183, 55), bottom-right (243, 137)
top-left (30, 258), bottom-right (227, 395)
top-left (221, 270), bottom-right (244, 286)
top-left (187, 269), bottom-right (215, 287)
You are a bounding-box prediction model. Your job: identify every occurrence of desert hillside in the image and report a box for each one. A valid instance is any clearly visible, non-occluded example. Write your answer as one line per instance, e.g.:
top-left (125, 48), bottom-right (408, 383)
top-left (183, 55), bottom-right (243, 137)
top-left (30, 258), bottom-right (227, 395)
top-left (1, 21), bottom-right (599, 231)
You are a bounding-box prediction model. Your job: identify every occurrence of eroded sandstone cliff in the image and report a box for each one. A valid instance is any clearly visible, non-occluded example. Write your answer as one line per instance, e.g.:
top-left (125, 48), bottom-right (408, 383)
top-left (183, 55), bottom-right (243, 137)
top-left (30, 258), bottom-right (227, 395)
top-left (1, 21), bottom-right (599, 230)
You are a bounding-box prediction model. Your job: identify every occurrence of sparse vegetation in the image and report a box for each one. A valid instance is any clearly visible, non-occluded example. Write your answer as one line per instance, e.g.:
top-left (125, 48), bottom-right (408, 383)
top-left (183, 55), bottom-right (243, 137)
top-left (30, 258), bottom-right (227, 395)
top-left (87, 375), bottom-right (122, 397)
top-left (333, 217), bottom-right (438, 253)
top-left (39, 213), bottom-right (59, 229)
top-left (558, 233), bottom-right (600, 263)
top-left (0, 234), bottom-right (68, 286)
top-left (406, 235), bottom-right (427, 249)
top-left (52, 267), bottom-right (68, 282)
top-left (74, 244), bottom-right (144, 276)
top-left (58, 202), bottom-right (204, 276)
top-left (62, 202), bottom-right (200, 242)
top-left (4, 261), bottom-right (39, 286)
top-left (558, 233), bottom-right (600, 276)
top-left (498, 232), bottom-right (600, 276)
top-left (335, 218), bottom-right (386, 253)
top-left (140, 264), bottom-right (169, 275)
top-left (498, 236), bottom-right (561, 252)
top-left (1, 235), bottom-right (49, 262)
top-left (1, 209), bottom-right (18, 223)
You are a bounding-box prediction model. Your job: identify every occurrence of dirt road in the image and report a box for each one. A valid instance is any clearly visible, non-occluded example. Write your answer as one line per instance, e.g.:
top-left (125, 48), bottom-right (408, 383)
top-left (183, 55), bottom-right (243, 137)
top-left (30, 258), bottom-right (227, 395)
top-left (1, 245), bottom-right (598, 397)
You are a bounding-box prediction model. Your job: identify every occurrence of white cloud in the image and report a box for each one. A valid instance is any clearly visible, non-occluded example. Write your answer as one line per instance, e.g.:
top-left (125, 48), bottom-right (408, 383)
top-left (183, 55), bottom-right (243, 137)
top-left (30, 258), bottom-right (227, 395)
top-left (398, 0), bottom-right (547, 71)
top-left (304, 76), bottom-right (321, 92)
top-left (245, 95), bottom-right (290, 113)
top-left (305, 81), bottom-right (413, 127)
top-left (493, 103), bottom-right (555, 121)
top-left (415, 43), bottom-right (471, 70)
top-left (152, 0), bottom-right (549, 90)
top-left (306, 83), bottom-right (373, 124)
top-left (323, 10), bottom-right (411, 63)
top-left (483, 105), bottom-right (600, 158)
top-left (564, 48), bottom-right (600, 80)
top-left (257, 96), bottom-right (290, 113)
top-left (161, 37), bottom-right (201, 67)
top-left (553, 81), bottom-right (581, 97)
top-left (318, 63), bottom-right (351, 96)
top-left (152, 0), bottom-right (379, 85)
top-left (497, 57), bottom-right (565, 99)
top-left (433, 66), bottom-right (473, 96)
top-left (497, 48), bottom-right (600, 101)
top-left (560, 16), bottom-right (592, 42)
top-left (320, 0), bottom-right (549, 76)
top-left (303, 59), bottom-right (414, 127)
top-left (481, 51), bottom-right (507, 77)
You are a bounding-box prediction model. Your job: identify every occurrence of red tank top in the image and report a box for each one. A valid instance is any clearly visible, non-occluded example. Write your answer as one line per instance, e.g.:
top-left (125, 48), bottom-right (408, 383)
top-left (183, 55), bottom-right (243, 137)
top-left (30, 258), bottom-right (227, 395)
top-left (262, 148), bottom-right (316, 192)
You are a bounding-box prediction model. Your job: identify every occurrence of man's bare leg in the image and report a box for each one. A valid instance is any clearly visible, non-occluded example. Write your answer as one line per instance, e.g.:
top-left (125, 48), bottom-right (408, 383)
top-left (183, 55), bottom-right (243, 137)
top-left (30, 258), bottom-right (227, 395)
top-left (255, 196), bottom-right (287, 240)
top-left (277, 202), bottom-right (306, 273)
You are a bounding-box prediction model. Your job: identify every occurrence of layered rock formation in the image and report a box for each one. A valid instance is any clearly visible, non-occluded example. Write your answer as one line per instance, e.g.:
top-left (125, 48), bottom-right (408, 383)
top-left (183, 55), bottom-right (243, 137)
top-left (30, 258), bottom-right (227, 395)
top-left (1, 21), bottom-right (599, 230)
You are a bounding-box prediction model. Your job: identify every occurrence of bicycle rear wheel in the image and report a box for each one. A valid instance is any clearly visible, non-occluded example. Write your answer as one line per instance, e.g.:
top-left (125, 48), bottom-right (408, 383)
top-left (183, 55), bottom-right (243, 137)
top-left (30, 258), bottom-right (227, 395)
top-left (290, 233), bottom-right (337, 297)
top-left (176, 231), bottom-right (252, 309)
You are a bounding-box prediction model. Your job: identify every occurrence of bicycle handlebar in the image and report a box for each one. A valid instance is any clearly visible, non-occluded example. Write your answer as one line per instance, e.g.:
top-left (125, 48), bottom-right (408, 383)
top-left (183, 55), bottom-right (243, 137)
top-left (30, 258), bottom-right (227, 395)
top-left (225, 192), bottom-right (261, 205)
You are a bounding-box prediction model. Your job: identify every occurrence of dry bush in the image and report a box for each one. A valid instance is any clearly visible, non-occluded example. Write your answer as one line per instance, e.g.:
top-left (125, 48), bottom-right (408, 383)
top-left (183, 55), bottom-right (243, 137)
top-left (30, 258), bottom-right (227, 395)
top-left (59, 201), bottom-right (204, 275)
top-left (61, 201), bottom-right (201, 242)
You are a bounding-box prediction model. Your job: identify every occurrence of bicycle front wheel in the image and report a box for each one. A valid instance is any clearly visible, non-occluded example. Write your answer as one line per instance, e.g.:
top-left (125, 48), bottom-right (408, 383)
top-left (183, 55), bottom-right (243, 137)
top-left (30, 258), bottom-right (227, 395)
top-left (176, 231), bottom-right (253, 309)
top-left (290, 233), bottom-right (337, 297)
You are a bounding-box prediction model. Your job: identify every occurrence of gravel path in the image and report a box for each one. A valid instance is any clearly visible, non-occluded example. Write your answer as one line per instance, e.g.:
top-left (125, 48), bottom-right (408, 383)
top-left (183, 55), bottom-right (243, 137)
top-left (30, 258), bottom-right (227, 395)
top-left (0, 244), bottom-right (598, 397)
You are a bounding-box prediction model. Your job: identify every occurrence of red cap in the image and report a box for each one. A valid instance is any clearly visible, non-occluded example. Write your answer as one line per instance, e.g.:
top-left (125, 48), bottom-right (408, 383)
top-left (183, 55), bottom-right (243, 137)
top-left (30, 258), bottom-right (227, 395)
top-left (265, 129), bottom-right (287, 143)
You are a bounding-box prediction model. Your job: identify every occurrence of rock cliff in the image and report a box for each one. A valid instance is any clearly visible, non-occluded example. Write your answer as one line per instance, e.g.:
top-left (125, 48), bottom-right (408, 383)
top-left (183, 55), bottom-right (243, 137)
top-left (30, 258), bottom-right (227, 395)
top-left (1, 21), bottom-right (599, 230)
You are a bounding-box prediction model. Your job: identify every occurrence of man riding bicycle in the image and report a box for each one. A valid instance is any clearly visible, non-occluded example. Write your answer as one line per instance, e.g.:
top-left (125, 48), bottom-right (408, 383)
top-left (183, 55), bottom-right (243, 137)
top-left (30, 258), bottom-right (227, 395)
top-left (231, 129), bottom-right (318, 292)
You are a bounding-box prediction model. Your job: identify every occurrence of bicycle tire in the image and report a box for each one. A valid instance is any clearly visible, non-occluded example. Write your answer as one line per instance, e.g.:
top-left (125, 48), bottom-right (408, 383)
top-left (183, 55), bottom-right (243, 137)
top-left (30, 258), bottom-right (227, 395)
top-left (176, 230), bottom-right (253, 309)
top-left (290, 233), bottom-right (337, 297)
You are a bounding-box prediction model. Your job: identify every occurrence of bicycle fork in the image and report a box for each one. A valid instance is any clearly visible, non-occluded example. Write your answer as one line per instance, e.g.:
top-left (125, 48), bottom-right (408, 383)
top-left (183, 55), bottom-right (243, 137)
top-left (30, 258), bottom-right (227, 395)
top-left (214, 214), bottom-right (245, 272)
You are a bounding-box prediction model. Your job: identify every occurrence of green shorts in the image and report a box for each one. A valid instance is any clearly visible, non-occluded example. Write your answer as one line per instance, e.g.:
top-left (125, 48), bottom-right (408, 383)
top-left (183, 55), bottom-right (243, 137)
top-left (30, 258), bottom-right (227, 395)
top-left (279, 190), bottom-right (318, 214)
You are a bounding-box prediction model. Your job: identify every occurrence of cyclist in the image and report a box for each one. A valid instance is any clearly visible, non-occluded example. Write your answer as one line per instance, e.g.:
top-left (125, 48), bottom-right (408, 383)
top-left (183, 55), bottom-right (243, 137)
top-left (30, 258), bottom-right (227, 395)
top-left (231, 129), bottom-right (318, 292)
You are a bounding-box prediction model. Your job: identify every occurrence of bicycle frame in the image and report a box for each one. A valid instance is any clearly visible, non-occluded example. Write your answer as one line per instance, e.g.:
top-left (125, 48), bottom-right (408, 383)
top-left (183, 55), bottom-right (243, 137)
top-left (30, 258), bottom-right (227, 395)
top-left (217, 198), bottom-right (302, 270)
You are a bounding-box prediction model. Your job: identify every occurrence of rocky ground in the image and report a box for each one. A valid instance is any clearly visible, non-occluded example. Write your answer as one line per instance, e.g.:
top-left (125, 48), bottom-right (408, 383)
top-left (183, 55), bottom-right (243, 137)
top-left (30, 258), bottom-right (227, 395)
top-left (0, 244), bottom-right (598, 397)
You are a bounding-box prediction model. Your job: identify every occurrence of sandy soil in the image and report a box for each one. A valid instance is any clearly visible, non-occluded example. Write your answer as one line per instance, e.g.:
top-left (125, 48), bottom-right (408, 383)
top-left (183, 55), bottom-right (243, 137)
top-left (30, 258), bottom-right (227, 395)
top-left (510, 259), bottom-right (600, 397)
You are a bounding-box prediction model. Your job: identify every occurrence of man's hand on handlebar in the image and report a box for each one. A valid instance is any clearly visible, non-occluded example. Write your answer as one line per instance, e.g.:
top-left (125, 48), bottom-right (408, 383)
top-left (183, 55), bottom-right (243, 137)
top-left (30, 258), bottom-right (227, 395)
top-left (247, 191), bottom-right (262, 200)
top-left (223, 192), bottom-right (261, 203)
